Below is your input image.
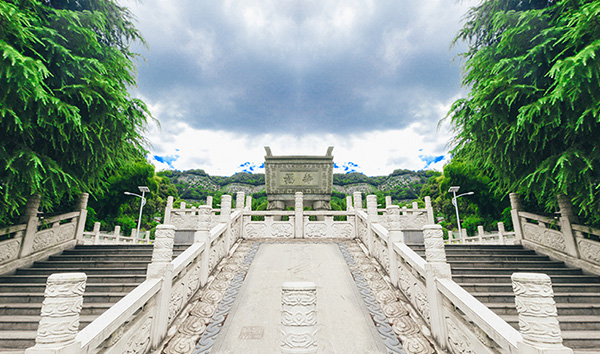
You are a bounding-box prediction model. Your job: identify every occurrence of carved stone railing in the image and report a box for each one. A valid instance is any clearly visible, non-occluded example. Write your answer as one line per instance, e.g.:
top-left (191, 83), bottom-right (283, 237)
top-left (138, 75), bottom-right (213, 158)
top-left (80, 222), bottom-right (152, 245)
top-left (446, 222), bottom-right (517, 245)
top-left (28, 195), bottom-right (243, 354)
top-left (511, 193), bottom-right (600, 275)
top-left (0, 193), bottom-right (88, 275)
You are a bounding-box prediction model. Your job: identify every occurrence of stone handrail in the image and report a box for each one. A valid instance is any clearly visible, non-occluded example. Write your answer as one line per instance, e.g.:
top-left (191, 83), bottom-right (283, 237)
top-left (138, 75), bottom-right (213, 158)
top-left (510, 193), bottom-right (600, 275)
top-left (80, 222), bottom-right (152, 245)
top-left (0, 193), bottom-right (89, 275)
top-left (446, 222), bottom-right (517, 245)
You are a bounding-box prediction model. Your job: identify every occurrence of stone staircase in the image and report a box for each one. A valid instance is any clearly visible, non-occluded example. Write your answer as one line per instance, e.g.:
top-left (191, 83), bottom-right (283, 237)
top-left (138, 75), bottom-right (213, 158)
top-left (0, 243), bottom-right (189, 352)
top-left (410, 243), bottom-right (600, 353)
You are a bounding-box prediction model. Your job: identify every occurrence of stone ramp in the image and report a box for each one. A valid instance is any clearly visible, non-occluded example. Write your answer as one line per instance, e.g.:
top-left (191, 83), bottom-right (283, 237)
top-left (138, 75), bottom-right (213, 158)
top-left (161, 240), bottom-right (437, 354)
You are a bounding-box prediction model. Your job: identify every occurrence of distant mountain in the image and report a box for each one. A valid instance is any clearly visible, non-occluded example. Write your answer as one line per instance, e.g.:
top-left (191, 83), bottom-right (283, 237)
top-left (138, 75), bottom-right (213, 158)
top-left (159, 168), bottom-right (434, 203)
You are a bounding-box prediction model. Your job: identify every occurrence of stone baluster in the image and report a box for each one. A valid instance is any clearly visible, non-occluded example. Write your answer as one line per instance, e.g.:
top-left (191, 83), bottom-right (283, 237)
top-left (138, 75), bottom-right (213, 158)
top-left (353, 192), bottom-right (362, 211)
top-left (26, 273), bottom-right (86, 354)
top-left (245, 195), bottom-right (252, 211)
top-left (412, 201), bottom-right (419, 210)
top-left (557, 194), bottom-right (579, 258)
top-left (423, 224), bottom-right (451, 350)
top-left (295, 192), bottom-right (304, 239)
top-left (206, 196), bottom-right (213, 209)
top-left (385, 196), bottom-right (392, 208)
top-left (236, 191), bottom-right (245, 211)
top-left (220, 195), bottom-right (233, 253)
top-left (164, 196), bottom-right (174, 224)
top-left (510, 193), bottom-right (524, 244)
top-left (147, 224), bottom-right (175, 348)
top-left (19, 194), bottom-right (41, 258)
top-left (512, 273), bottom-right (573, 353)
top-left (346, 195), bottom-right (353, 211)
top-left (91, 222), bottom-right (101, 245)
top-left (477, 225), bottom-right (485, 243)
top-left (386, 205), bottom-right (403, 287)
top-left (180, 201), bottom-right (186, 210)
top-left (280, 282), bottom-right (317, 354)
top-left (114, 225), bottom-right (121, 242)
top-left (194, 206), bottom-right (212, 285)
top-left (424, 196), bottom-right (435, 224)
top-left (74, 193), bottom-right (89, 242)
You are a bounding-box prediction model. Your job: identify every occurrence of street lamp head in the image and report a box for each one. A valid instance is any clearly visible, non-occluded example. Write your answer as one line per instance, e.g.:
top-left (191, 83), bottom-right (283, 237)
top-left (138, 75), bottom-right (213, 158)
top-left (124, 191), bottom-right (135, 196)
top-left (465, 191), bottom-right (475, 196)
top-left (138, 186), bottom-right (150, 193)
top-left (448, 186), bottom-right (460, 193)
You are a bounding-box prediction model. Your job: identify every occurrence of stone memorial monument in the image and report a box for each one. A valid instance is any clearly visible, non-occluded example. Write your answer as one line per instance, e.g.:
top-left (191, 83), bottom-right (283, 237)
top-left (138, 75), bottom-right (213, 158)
top-left (264, 146), bottom-right (334, 210)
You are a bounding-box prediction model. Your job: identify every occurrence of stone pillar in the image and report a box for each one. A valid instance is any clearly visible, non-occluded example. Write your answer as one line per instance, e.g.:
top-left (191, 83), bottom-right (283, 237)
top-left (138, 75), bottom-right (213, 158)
top-left (236, 192), bottom-right (245, 211)
top-left (280, 282), bottom-right (317, 354)
top-left (353, 192), bottom-right (362, 210)
top-left (26, 273), bottom-right (86, 354)
top-left (346, 196), bottom-right (353, 211)
top-left (19, 194), bottom-right (42, 258)
top-left (147, 225), bottom-right (175, 349)
top-left (164, 196), bottom-right (174, 224)
top-left (512, 273), bottom-right (573, 354)
top-left (366, 195), bottom-right (378, 255)
top-left (220, 195), bottom-right (232, 223)
top-left (510, 193), bottom-right (524, 244)
top-left (423, 224), bottom-right (451, 350)
top-left (497, 222), bottom-right (505, 244)
top-left (295, 192), bottom-right (304, 239)
top-left (424, 196), bottom-right (435, 224)
top-left (477, 225), bottom-right (485, 243)
top-left (245, 196), bottom-right (253, 211)
top-left (194, 206), bottom-right (212, 285)
top-left (557, 194), bottom-right (578, 224)
top-left (385, 196), bottom-right (392, 208)
top-left (92, 222), bottom-right (101, 245)
top-left (557, 194), bottom-right (579, 258)
top-left (206, 196), bottom-right (213, 209)
top-left (386, 205), bottom-right (403, 287)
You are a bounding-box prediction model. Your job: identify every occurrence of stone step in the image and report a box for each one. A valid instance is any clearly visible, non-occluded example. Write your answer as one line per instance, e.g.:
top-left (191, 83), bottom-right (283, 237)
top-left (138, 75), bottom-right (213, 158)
top-left (0, 274), bottom-right (147, 284)
top-left (0, 283), bottom-right (139, 293)
top-left (486, 303), bottom-right (600, 316)
top-left (474, 292), bottom-right (600, 304)
top-left (413, 249), bottom-right (539, 256)
top-left (62, 249), bottom-right (154, 255)
top-left (449, 260), bottom-right (567, 268)
top-left (452, 274), bottom-right (600, 284)
top-left (502, 315), bottom-right (600, 331)
top-left (0, 303), bottom-right (113, 316)
top-left (459, 283), bottom-right (600, 293)
top-left (32, 260), bottom-right (154, 268)
top-left (408, 244), bottom-right (527, 250)
top-left (0, 292), bottom-right (130, 304)
top-left (0, 331), bottom-right (35, 350)
top-left (451, 267), bottom-right (582, 275)
top-left (562, 331), bottom-right (600, 350)
top-left (439, 255), bottom-right (552, 262)
top-left (0, 315), bottom-right (96, 331)
top-left (16, 267), bottom-right (148, 275)
top-left (48, 254), bottom-right (153, 262)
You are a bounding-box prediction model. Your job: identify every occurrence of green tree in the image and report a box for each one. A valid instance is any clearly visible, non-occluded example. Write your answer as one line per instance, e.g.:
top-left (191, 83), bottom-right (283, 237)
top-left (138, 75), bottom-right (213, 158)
top-left (449, 0), bottom-right (600, 223)
top-left (0, 0), bottom-right (149, 224)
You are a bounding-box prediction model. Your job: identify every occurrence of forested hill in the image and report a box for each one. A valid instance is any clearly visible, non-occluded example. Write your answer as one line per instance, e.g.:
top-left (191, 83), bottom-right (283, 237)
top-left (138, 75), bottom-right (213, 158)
top-left (158, 169), bottom-right (435, 203)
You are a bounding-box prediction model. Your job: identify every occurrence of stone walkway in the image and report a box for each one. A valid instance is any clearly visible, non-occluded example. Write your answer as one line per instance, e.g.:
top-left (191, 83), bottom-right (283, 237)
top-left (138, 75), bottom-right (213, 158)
top-left (158, 240), bottom-right (438, 354)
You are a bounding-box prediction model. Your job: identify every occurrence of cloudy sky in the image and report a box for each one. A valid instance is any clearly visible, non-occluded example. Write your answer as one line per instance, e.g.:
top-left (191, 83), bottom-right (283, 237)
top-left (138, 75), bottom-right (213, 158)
top-left (125, 0), bottom-right (475, 176)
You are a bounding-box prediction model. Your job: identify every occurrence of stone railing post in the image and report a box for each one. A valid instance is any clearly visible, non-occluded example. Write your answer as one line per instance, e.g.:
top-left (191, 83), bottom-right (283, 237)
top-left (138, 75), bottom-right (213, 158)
top-left (295, 192), bottom-right (304, 239)
top-left (19, 194), bottom-right (41, 258)
top-left (236, 191), bottom-right (245, 211)
top-left (346, 195), bottom-right (353, 211)
top-left (424, 196), bottom-right (435, 224)
top-left (353, 192), bottom-right (362, 210)
top-left (512, 273), bottom-right (573, 353)
top-left (510, 193), bottom-right (524, 244)
top-left (147, 225), bottom-right (175, 349)
top-left (164, 196), bottom-right (174, 224)
top-left (366, 195), bottom-right (378, 255)
top-left (557, 194), bottom-right (579, 258)
top-left (423, 224), bottom-right (451, 350)
top-left (245, 196), bottom-right (252, 211)
top-left (477, 225), bottom-right (485, 243)
top-left (92, 222), bottom-right (101, 245)
top-left (386, 205), bottom-right (403, 287)
top-left (220, 194), bottom-right (233, 252)
top-left (280, 282), bottom-right (317, 354)
top-left (194, 206), bottom-right (212, 285)
top-left (75, 193), bottom-right (89, 242)
top-left (114, 225), bottom-right (121, 242)
top-left (497, 222), bottom-right (505, 244)
top-left (206, 196), bottom-right (213, 209)
top-left (26, 273), bottom-right (86, 354)
top-left (385, 196), bottom-right (392, 208)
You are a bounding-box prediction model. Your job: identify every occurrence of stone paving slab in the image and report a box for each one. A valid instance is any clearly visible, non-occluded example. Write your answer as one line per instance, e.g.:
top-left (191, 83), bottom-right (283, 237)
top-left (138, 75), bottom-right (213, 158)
top-left (209, 242), bottom-right (388, 353)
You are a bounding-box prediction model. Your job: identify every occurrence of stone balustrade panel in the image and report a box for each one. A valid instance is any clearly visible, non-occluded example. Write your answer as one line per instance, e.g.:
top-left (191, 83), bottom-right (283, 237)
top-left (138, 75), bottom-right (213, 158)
top-left (395, 252), bottom-right (430, 325)
top-left (0, 238), bottom-right (22, 265)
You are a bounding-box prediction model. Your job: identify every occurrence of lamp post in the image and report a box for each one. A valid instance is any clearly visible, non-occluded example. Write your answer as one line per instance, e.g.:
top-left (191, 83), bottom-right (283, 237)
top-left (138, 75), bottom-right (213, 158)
top-left (124, 186), bottom-right (150, 241)
top-left (448, 186), bottom-right (474, 240)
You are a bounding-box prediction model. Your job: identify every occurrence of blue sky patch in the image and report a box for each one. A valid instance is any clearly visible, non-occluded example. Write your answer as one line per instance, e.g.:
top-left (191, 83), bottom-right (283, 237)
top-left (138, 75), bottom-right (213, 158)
top-left (419, 155), bottom-right (445, 169)
top-left (153, 154), bottom-right (180, 169)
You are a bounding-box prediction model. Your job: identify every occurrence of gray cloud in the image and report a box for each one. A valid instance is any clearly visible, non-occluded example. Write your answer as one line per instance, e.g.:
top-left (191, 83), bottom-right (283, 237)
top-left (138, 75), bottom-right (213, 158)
top-left (129, 0), bottom-right (471, 136)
